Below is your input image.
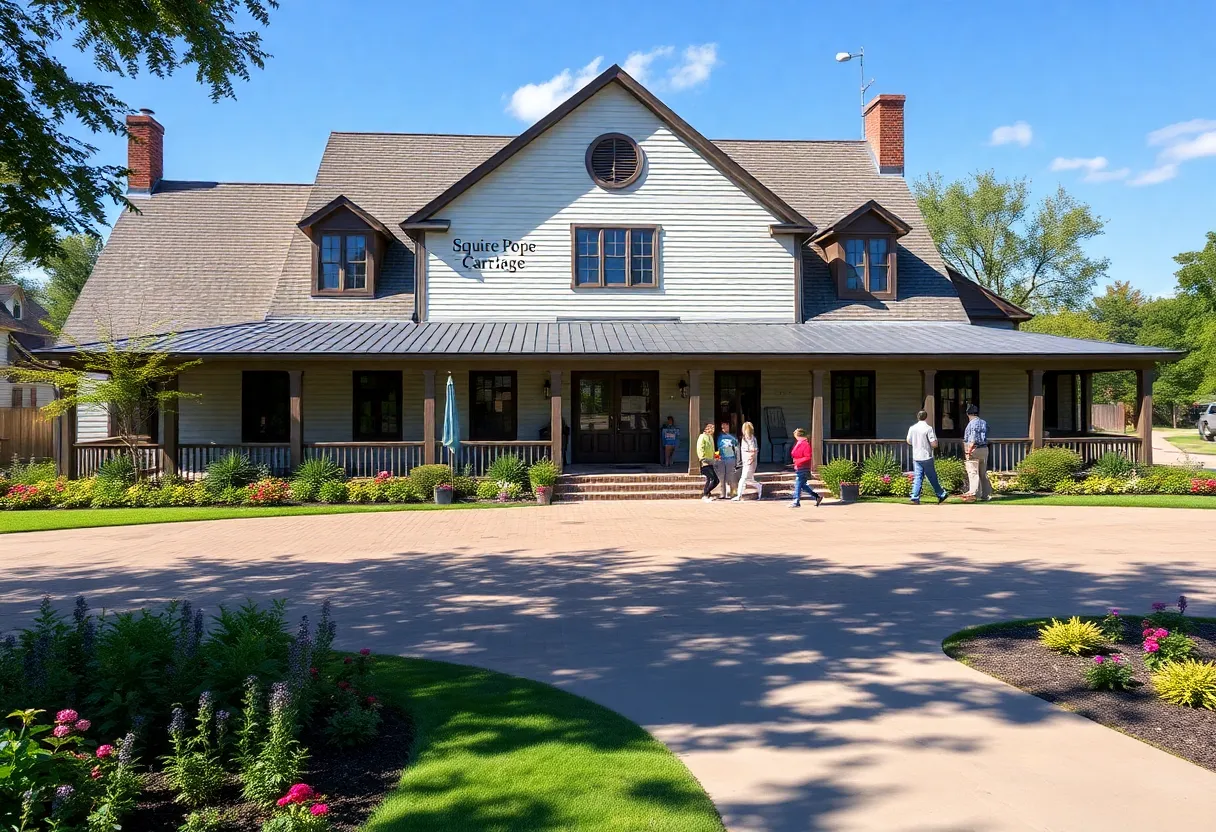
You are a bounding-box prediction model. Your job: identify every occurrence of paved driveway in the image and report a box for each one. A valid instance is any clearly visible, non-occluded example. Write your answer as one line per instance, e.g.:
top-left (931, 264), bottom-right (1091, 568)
top-left (4, 501), bottom-right (1216, 830)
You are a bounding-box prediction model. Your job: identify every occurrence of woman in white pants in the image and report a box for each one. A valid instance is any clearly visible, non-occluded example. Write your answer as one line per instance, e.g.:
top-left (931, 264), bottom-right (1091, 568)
top-left (733, 421), bottom-right (764, 501)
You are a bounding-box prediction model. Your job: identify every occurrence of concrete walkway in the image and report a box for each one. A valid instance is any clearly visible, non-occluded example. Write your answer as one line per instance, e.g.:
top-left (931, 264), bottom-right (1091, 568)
top-left (1154, 428), bottom-right (1216, 469)
top-left (3, 501), bottom-right (1216, 830)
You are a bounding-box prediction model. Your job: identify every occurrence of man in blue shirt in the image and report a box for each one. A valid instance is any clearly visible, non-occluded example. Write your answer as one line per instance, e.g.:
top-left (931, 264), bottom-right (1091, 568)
top-left (962, 403), bottom-right (992, 502)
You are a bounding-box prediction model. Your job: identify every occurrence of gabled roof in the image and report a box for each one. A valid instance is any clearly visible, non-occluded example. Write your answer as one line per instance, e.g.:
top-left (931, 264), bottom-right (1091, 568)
top-left (0, 284), bottom-right (52, 341)
top-left (810, 199), bottom-right (912, 243)
top-left (947, 268), bottom-right (1034, 324)
top-left (297, 195), bottom-right (395, 238)
top-left (403, 64), bottom-right (815, 230)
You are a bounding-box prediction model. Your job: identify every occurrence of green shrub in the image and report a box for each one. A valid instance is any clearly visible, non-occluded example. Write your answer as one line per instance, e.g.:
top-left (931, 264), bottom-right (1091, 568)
top-left (858, 472), bottom-right (892, 496)
top-left (91, 478), bottom-right (131, 508)
top-left (1137, 465), bottom-right (1196, 495)
top-left (189, 481), bottom-right (214, 506)
top-left (452, 475), bottom-right (477, 499)
top-left (1016, 447), bottom-right (1082, 491)
top-left (96, 455), bottom-right (137, 486)
top-left (1090, 451), bottom-right (1136, 479)
top-left (486, 454), bottom-right (528, 488)
top-left (204, 452), bottom-right (265, 495)
top-left (382, 477), bottom-right (418, 503)
top-left (528, 459), bottom-right (559, 490)
top-left (323, 705), bottom-right (381, 748)
top-left (861, 450), bottom-right (901, 478)
top-left (179, 808), bottom-right (225, 832)
top-left (476, 479), bottom-right (501, 500)
top-left (1152, 659), bottom-right (1216, 709)
top-left (409, 464), bottom-right (452, 496)
top-left (1084, 655), bottom-right (1134, 690)
top-left (889, 472), bottom-right (914, 498)
top-left (1038, 616), bottom-right (1104, 655)
top-left (124, 482), bottom-right (155, 507)
top-left (818, 458), bottom-right (859, 497)
top-left (345, 479), bottom-right (375, 504)
top-left (0, 475), bottom-right (9, 495)
top-left (935, 457), bottom-right (967, 493)
top-left (317, 480), bottom-right (348, 504)
top-left (292, 456), bottom-right (345, 491)
top-left (57, 477), bottom-right (95, 508)
top-left (6, 458), bottom-right (58, 485)
top-left (289, 480), bottom-right (317, 503)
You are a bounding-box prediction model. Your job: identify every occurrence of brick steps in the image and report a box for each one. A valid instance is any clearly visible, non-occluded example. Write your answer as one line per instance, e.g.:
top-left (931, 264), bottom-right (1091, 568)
top-left (555, 471), bottom-right (823, 502)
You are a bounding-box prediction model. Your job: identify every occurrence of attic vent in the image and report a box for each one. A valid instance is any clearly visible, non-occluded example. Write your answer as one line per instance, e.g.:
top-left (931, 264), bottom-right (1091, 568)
top-left (586, 133), bottom-right (643, 189)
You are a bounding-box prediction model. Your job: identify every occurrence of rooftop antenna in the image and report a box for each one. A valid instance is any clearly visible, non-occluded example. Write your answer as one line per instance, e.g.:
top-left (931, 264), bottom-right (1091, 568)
top-left (835, 49), bottom-right (872, 139)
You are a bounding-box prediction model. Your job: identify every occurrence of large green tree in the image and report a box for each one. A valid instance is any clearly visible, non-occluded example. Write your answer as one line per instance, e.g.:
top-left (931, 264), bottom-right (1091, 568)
top-left (0, 0), bottom-right (276, 264)
top-left (913, 171), bottom-right (1109, 311)
top-left (42, 234), bottom-right (103, 330)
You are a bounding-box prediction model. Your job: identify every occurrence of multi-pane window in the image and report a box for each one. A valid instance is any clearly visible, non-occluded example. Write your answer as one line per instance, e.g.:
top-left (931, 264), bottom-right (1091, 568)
top-left (353, 371), bottom-right (401, 441)
top-left (841, 237), bottom-right (893, 295)
top-left (831, 371), bottom-right (876, 439)
top-left (242, 371), bottom-right (290, 442)
top-left (936, 371), bottom-right (979, 438)
top-left (572, 227), bottom-right (657, 287)
top-left (470, 372), bottom-right (517, 441)
top-left (318, 234), bottom-right (369, 293)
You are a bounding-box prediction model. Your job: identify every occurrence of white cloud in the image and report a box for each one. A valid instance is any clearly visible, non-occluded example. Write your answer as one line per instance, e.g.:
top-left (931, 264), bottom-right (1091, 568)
top-left (989, 121), bottom-right (1033, 147)
top-left (622, 46), bottom-right (673, 86)
top-left (1129, 164), bottom-right (1179, 186)
top-left (1147, 118), bottom-right (1216, 146)
top-left (667, 43), bottom-right (719, 91)
top-left (1049, 156), bottom-right (1129, 183)
top-left (1160, 129), bottom-right (1216, 163)
top-left (505, 57), bottom-right (603, 123)
top-left (1128, 118), bottom-right (1216, 185)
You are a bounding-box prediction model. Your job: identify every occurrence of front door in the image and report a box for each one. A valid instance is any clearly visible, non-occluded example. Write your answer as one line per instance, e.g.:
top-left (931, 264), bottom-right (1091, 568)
top-left (715, 371), bottom-right (762, 445)
top-left (572, 371), bottom-right (660, 464)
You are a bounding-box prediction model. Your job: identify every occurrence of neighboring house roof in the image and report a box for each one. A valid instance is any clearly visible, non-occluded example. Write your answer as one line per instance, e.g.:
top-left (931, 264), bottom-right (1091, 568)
top-left (0, 284), bottom-right (52, 345)
top-left (946, 268), bottom-right (1034, 324)
top-left (42, 318), bottom-right (1181, 361)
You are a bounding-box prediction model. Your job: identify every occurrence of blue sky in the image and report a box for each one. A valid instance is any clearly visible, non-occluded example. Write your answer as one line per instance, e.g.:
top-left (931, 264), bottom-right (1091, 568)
top-left (60, 0), bottom-right (1216, 298)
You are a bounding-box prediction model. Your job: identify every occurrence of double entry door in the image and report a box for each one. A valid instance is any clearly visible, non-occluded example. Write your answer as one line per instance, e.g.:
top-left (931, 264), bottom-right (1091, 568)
top-left (572, 371), bottom-right (659, 464)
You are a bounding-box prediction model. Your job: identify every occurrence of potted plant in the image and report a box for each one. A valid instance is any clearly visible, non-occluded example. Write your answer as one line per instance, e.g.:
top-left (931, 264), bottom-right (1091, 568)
top-left (434, 483), bottom-right (454, 505)
top-left (838, 481), bottom-right (860, 503)
top-left (528, 459), bottom-right (559, 505)
top-left (535, 485), bottom-right (552, 506)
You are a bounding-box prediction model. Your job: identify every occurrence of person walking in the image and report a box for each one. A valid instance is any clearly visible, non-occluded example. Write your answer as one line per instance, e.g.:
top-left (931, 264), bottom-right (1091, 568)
top-left (906, 410), bottom-right (949, 505)
top-left (789, 427), bottom-right (822, 508)
top-left (717, 421), bottom-right (741, 499)
top-left (661, 416), bottom-right (680, 468)
top-left (962, 404), bottom-right (992, 502)
top-left (696, 422), bottom-right (720, 502)
top-left (733, 421), bottom-right (763, 501)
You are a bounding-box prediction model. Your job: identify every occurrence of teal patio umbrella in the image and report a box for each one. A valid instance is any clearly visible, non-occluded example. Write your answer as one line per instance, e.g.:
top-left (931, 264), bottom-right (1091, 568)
top-left (441, 373), bottom-right (460, 469)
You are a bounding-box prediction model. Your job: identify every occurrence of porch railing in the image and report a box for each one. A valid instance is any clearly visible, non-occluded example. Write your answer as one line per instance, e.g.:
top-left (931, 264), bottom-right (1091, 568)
top-left (1044, 435), bottom-right (1141, 465)
top-left (443, 441), bottom-right (553, 476)
top-left (177, 443), bottom-right (292, 478)
top-left (304, 442), bottom-right (427, 478)
top-left (75, 442), bottom-right (163, 478)
top-left (821, 435), bottom-right (1142, 473)
top-left (939, 438), bottom-right (1033, 472)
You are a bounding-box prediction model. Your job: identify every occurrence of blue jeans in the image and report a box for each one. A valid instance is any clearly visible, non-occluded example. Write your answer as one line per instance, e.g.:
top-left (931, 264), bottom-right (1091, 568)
top-left (912, 459), bottom-right (947, 500)
top-left (792, 469), bottom-right (819, 505)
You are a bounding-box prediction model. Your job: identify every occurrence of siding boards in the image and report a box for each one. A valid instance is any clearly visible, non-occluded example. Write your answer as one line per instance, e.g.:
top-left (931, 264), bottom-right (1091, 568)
top-left (426, 86), bottom-right (795, 322)
top-left (982, 368), bottom-right (1029, 437)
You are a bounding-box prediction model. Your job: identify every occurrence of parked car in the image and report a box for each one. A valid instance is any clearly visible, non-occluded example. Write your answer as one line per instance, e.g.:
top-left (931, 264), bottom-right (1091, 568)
top-left (1199, 403), bottom-right (1216, 441)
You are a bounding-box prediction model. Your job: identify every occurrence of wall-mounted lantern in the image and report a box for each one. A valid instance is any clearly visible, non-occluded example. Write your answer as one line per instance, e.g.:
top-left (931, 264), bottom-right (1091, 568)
top-left (677, 378), bottom-right (688, 399)
top-left (543, 379), bottom-right (552, 399)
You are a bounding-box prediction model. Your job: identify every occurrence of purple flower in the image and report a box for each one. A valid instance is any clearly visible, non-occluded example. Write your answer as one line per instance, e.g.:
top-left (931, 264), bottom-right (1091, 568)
top-left (1178, 595), bottom-right (1188, 614)
top-left (52, 784), bottom-right (75, 814)
top-left (55, 709), bottom-right (79, 725)
top-left (1152, 602), bottom-right (1167, 612)
top-left (1109, 608), bottom-right (1120, 616)
top-left (168, 706), bottom-right (185, 738)
top-left (118, 732), bottom-right (136, 766)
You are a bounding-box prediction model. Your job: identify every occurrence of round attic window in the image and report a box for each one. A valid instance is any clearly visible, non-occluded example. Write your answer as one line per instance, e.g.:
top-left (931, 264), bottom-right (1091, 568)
top-left (586, 133), bottom-right (643, 189)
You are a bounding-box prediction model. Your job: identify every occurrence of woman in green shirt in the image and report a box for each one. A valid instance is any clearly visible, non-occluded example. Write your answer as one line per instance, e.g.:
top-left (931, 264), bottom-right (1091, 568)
top-left (696, 422), bottom-right (719, 501)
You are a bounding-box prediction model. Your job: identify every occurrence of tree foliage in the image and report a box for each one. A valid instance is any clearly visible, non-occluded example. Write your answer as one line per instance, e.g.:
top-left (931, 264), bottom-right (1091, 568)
top-left (42, 234), bottom-right (103, 330)
top-left (913, 170), bottom-right (1109, 311)
top-left (0, 0), bottom-right (276, 264)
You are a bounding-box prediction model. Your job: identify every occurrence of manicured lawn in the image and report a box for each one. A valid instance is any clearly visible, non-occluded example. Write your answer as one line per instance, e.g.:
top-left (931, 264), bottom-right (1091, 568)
top-left (863, 493), bottom-right (1216, 509)
top-left (1160, 428), bottom-right (1216, 456)
top-left (365, 657), bottom-right (723, 832)
top-left (0, 502), bottom-right (527, 534)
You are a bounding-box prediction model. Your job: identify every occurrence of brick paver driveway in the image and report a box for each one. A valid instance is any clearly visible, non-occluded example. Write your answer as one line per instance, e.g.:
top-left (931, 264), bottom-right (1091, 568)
top-left (4, 501), bottom-right (1216, 830)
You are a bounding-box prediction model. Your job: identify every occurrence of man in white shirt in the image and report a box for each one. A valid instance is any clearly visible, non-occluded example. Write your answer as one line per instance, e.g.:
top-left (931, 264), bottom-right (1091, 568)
top-left (906, 410), bottom-right (949, 504)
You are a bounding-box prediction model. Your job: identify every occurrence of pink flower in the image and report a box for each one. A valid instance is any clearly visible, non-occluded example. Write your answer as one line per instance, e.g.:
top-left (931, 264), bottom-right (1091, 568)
top-left (338, 681), bottom-right (351, 690)
top-left (1145, 640), bottom-right (1160, 653)
top-left (310, 667), bottom-right (318, 677)
top-left (343, 657), bottom-right (352, 665)
top-left (55, 709), bottom-right (79, 725)
top-left (1109, 608), bottom-right (1120, 616)
top-left (1093, 656), bottom-right (1105, 664)
top-left (277, 796), bottom-right (291, 807)
top-left (52, 724), bottom-right (72, 738)
top-left (1153, 628), bottom-right (1169, 639)
top-left (310, 804), bottom-right (329, 817)
top-left (90, 766), bottom-right (102, 779)
top-left (1111, 655), bottom-right (1124, 663)
top-left (1142, 628), bottom-right (1154, 637)
top-left (74, 719), bottom-right (90, 732)
top-left (359, 648), bottom-right (371, 656)
top-left (366, 695), bottom-right (377, 705)
top-left (95, 744), bottom-right (114, 759)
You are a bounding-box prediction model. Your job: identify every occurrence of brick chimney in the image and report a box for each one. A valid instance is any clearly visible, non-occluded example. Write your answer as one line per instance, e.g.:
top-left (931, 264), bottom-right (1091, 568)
top-left (863, 94), bottom-right (905, 175)
top-left (126, 108), bottom-right (164, 196)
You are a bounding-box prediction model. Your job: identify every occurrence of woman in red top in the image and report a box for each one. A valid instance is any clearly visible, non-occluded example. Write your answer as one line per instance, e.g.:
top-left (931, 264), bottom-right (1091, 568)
top-left (789, 427), bottom-right (822, 508)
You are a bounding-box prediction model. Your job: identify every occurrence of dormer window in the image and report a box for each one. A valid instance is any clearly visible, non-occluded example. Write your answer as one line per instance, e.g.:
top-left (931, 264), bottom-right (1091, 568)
top-left (812, 199), bottom-right (910, 303)
top-left (10, 300), bottom-right (20, 320)
top-left (319, 233), bottom-right (367, 292)
top-left (843, 237), bottom-right (891, 295)
top-left (298, 195), bottom-right (393, 298)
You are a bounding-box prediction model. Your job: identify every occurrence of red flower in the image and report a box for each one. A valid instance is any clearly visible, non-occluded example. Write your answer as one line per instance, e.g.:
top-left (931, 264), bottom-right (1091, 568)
top-left (366, 695), bottom-right (377, 705)
top-left (90, 766), bottom-right (102, 779)
top-left (338, 681), bottom-right (351, 690)
top-left (359, 648), bottom-right (371, 656)
top-left (343, 657), bottom-right (352, 665)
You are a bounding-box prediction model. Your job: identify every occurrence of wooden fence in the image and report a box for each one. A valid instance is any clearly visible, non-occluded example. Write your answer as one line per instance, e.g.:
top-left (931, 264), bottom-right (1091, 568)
top-left (1091, 403), bottom-right (1128, 432)
top-left (0, 408), bottom-right (55, 464)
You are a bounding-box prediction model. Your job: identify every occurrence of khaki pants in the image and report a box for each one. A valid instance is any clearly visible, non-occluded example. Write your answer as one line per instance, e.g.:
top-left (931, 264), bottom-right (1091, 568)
top-left (966, 446), bottom-right (992, 500)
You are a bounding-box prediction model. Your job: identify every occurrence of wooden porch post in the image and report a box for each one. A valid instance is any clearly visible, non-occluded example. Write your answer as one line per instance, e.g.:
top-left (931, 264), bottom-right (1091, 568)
top-left (920, 369), bottom-right (936, 425)
top-left (811, 369), bottom-right (825, 472)
top-left (549, 369), bottom-right (563, 471)
top-left (1136, 367), bottom-right (1155, 466)
top-left (1080, 372), bottom-right (1092, 434)
top-left (161, 376), bottom-right (179, 476)
top-left (55, 400), bottom-right (77, 478)
top-left (1028, 370), bottom-right (1045, 449)
top-left (288, 370), bottom-right (303, 471)
top-left (687, 369), bottom-right (702, 475)
top-left (423, 369), bottom-right (436, 464)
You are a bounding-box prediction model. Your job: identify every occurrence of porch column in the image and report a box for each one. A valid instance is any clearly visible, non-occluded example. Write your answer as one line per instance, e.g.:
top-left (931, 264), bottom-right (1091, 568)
top-left (1028, 369), bottom-right (1045, 449)
top-left (687, 369), bottom-right (702, 475)
top-left (55, 400), bottom-right (77, 479)
top-left (1136, 367), bottom-right (1155, 466)
top-left (549, 369), bottom-right (563, 471)
top-left (1080, 372), bottom-right (1093, 434)
top-left (288, 370), bottom-right (303, 470)
top-left (920, 369), bottom-right (936, 425)
top-left (810, 369), bottom-right (825, 472)
top-left (161, 376), bottom-right (179, 477)
top-left (423, 369), bottom-right (436, 464)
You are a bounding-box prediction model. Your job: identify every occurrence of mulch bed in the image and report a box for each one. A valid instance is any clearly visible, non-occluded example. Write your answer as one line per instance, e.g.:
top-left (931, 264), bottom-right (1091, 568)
top-left (949, 620), bottom-right (1216, 771)
top-left (129, 707), bottom-right (413, 831)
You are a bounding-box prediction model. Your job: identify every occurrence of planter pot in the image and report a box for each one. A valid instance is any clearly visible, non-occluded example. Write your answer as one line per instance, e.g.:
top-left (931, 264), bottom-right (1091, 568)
top-left (838, 482), bottom-right (860, 504)
top-left (433, 487), bottom-right (454, 505)
top-left (536, 489), bottom-right (553, 506)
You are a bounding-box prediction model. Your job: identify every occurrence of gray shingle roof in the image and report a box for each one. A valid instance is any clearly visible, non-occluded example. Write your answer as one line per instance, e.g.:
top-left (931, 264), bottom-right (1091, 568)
top-left (0, 285), bottom-right (52, 342)
top-left (62, 182), bottom-right (311, 342)
top-left (43, 319), bottom-right (1179, 361)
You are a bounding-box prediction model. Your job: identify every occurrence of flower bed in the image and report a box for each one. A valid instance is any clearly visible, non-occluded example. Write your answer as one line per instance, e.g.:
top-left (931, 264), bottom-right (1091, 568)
top-left (944, 597), bottom-right (1216, 772)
